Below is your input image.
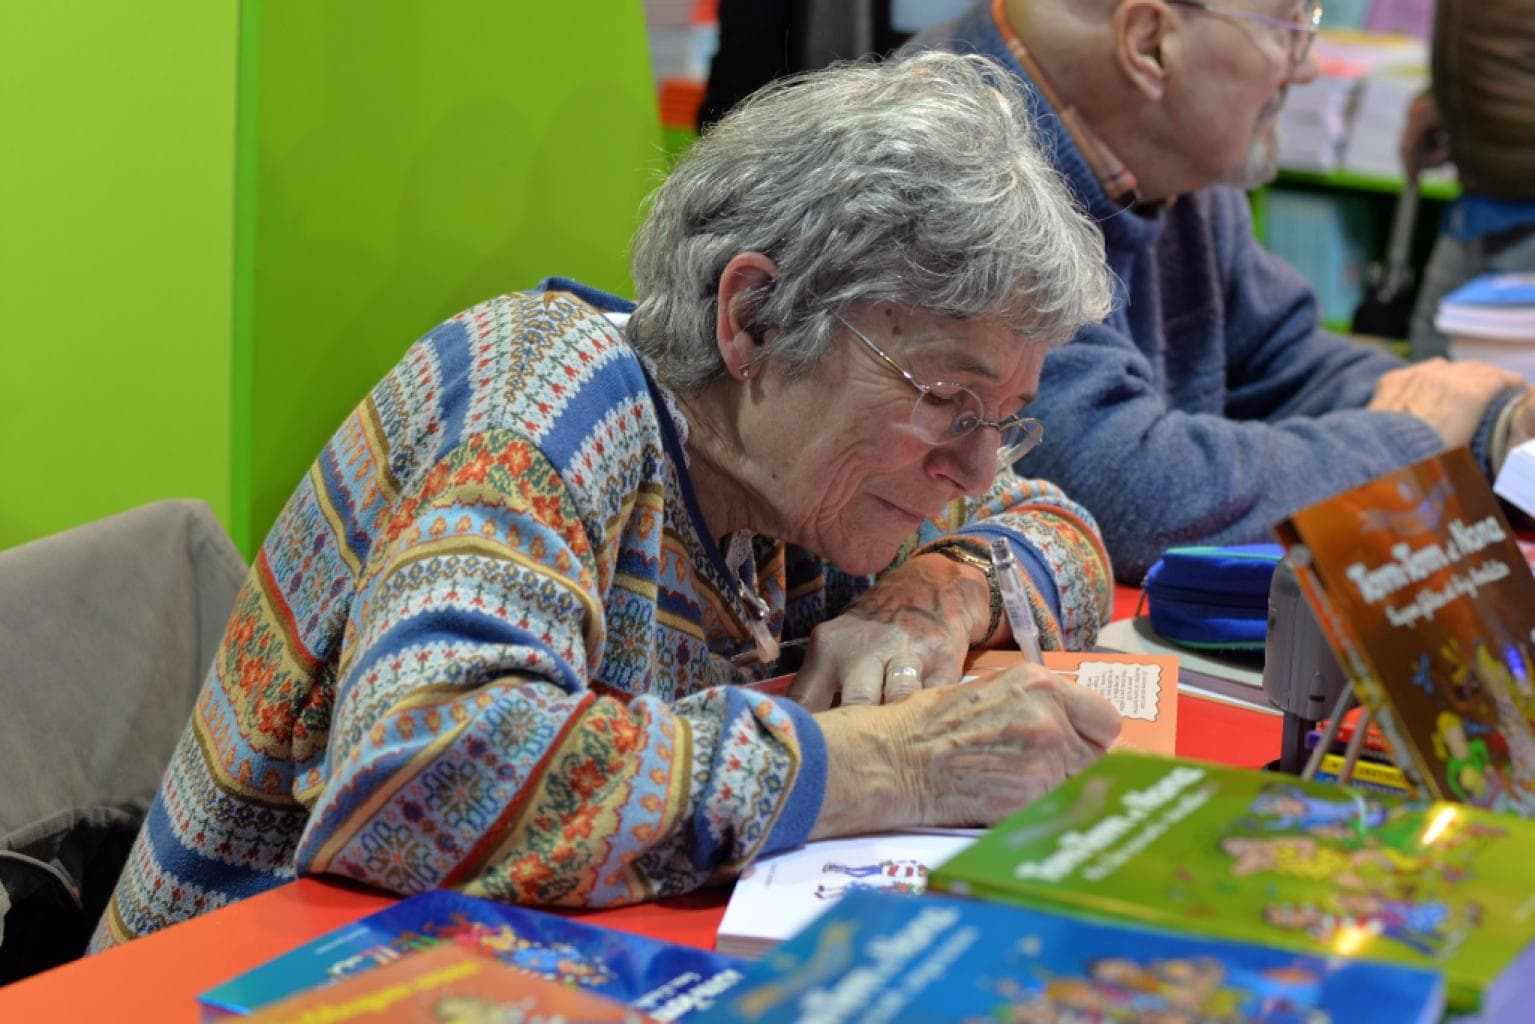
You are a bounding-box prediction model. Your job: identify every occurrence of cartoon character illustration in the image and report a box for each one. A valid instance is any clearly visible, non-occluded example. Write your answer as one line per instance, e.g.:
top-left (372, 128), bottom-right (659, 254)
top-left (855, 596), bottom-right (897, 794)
top-left (432, 916), bottom-right (616, 988)
top-left (1264, 893), bottom-right (1468, 959)
top-left (1247, 784), bottom-right (1390, 840)
top-left (813, 858), bottom-right (929, 900)
top-left (812, 878), bottom-right (924, 901)
top-left (820, 858), bottom-right (926, 881)
top-left (1220, 835), bottom-right (1410, 891)
top-left (1432, 710), bottom-right (1500, 804)
top-left (970, 954), bottom-right (1333, 1024)
top-left (1475, 644), bottom-right (1535, 787)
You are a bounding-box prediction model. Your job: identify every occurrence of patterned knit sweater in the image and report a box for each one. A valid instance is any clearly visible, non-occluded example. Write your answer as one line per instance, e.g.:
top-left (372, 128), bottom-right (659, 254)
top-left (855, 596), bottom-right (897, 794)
top-left (91, 289), bottom-right (1111, 950)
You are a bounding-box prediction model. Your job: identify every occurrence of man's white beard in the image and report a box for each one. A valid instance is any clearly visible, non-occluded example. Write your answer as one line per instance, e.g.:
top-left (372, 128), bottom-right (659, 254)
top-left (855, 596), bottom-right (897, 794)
top-left (1222, 92), bottom-right (1286, 190)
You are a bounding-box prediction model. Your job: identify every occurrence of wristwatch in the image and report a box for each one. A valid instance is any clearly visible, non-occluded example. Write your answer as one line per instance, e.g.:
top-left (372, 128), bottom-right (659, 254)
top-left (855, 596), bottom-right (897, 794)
top-left (926, 540), bottom-right (1004, 648)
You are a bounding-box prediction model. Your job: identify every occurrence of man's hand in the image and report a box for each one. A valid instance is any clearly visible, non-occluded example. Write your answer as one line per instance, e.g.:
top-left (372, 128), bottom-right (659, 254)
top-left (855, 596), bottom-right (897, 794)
top-left (1366, 358), bottom-right (1525, 447)
top-left (809, 667), bottom-right (1121, 839)
top-left (788, 552), bottom-right (989, 711)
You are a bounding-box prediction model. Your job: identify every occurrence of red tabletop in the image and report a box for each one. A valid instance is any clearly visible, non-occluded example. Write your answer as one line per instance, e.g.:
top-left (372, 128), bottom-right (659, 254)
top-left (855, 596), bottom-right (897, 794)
top-left (0, 583), bottom-right (1282, 1019)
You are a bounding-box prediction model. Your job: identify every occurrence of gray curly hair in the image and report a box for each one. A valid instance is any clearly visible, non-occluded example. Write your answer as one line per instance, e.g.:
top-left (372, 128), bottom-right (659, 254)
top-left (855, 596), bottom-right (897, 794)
top-left (627, 50), bottom-right (1112, 392)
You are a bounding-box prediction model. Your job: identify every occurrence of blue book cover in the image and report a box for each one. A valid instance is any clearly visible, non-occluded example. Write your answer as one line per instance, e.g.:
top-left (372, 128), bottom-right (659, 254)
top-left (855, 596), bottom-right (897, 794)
top-left (199, 890), bottom-right (745, 1022)
top-left (695, 889), bottom-right (1445, 1024)
top-left (1443, 273), bottom-right (1535, 308)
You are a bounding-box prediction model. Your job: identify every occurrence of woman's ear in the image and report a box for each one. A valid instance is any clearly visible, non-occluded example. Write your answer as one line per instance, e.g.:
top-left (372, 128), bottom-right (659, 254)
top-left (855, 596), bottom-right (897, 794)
top-left (1115, 0), bottom-right (1172, 103)
top-left (714, 252), bottom-right (778, 380)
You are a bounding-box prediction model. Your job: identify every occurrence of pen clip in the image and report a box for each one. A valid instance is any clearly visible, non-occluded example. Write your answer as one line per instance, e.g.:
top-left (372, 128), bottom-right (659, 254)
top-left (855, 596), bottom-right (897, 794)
top-left (737, 579), bottom-right (780, 665)
top-left (988, 538), bottom-right (1044, 665)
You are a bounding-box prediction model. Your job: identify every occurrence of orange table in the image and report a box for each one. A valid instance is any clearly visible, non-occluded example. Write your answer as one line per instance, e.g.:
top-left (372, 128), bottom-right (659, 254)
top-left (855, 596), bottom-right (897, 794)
top-left (0, 878), bottom-right (736, 1020)
top-left (0, 585), bottom-right (1282, 1019)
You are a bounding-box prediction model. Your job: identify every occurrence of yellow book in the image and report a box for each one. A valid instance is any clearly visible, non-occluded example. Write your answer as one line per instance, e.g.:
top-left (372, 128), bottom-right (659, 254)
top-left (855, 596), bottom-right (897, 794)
top-left (1312, 752), bottom-right (1413, 795)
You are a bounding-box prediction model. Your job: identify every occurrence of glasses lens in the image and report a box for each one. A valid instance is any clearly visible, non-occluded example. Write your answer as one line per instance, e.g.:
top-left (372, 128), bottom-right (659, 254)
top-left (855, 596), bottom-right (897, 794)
top-left (995, 418), bottom-right (1045, 468)
top-left (1293, 3), bottom-right (1320, 63)
top-left (910, 385), bottom-right (985, 446)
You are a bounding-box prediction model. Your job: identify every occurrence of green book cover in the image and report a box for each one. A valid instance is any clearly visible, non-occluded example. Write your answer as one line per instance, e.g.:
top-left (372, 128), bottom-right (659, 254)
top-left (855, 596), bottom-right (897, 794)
top-left (929, 751), bottom-right (1535, 1016)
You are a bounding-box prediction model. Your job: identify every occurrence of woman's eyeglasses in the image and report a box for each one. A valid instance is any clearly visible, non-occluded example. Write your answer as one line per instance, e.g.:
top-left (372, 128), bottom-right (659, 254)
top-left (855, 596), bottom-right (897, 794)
top-left (835, 314), bottom-right (1044, 470)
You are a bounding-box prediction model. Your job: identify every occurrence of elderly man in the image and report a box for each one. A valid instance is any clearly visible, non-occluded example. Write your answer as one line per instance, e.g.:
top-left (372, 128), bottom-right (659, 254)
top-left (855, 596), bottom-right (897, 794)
top-left (908, 0), bottom-right (1535, 580)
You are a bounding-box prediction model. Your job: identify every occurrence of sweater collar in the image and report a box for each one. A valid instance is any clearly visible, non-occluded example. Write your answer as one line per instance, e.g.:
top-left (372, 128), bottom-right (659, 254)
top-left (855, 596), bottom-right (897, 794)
top-left (940, 0), bottom-right (1166, 251)
top-left (989, 0), bottom-right (1139, 209)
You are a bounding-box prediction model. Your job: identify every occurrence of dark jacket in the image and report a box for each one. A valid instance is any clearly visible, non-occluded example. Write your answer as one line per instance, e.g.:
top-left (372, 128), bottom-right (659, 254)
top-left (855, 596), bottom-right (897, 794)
top-left (1433, 0), bottom-right (1535, 199)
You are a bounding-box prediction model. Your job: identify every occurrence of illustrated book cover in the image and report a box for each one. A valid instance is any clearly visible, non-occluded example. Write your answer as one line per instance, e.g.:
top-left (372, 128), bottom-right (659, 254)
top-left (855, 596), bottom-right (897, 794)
top-left (243, 942), bottom-right (651, 1023)
top-left (696, 888), bottom-right (1445, 1024)
top-left (1274, 446), bottom-right (1535, 815)
top-left (714, 829), bottom-right (979, 958)
top-left (929, 750), bottom-right (1535, 1017)
top-left (199, 889), bottom-right (744, 1022)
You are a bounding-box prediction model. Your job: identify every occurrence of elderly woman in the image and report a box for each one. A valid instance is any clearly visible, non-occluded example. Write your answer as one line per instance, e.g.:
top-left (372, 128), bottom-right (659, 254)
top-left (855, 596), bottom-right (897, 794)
top-left (93, 51), bottom-right (1117, 950)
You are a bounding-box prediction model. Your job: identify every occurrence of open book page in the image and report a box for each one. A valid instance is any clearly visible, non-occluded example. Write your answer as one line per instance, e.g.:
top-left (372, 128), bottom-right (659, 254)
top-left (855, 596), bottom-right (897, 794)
top-left (715, 830), bottom-right (980, 958)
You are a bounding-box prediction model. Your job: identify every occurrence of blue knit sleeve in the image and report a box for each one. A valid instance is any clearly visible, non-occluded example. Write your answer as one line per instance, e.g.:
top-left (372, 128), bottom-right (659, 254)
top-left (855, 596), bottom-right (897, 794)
top-left (1025, 188), bottom-right (1447, 580)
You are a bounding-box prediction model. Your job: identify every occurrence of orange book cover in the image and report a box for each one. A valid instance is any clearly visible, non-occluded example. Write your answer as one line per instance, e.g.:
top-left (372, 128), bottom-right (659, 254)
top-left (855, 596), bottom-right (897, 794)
top-left (1276, 447), bottom-right (1535, 814)
top-left (969, 648), bottom-right (1179, 756)
top-left (244, 943), bottom-right (652, 1023)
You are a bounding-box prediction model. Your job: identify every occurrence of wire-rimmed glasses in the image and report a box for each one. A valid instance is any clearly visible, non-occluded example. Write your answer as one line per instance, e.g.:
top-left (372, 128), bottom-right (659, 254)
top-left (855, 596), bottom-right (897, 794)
top-left (835, 314), bottom-right (1044, 469)
top-left (1167, 0), bottom-right (1323, 67)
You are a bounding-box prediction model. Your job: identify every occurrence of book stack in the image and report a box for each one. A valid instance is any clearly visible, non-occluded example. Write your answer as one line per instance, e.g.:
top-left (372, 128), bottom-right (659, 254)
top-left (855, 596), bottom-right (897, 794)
top-left (1437, 274), bottom-right (1535, 379)
top-left (1317, 32), bottom-right (1434, 180)
top-left (929, 751), bottom-right (1535, 1022)
top-left (1273, 66), bottom-right (1359, 173)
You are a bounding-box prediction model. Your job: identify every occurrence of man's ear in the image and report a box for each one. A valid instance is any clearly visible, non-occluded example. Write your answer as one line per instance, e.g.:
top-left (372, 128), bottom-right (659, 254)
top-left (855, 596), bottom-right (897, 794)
top-left (1114, 0), bottom-right (1172, 102)
top-left (714, 251), bottom-right (778, 380)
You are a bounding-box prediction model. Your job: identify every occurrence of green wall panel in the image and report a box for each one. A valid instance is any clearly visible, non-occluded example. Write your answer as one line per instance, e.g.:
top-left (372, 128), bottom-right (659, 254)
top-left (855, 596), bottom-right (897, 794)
top-left (1, 1), bottom-right (662, 557)
top-left (233, 2), bottom-right (664, 553)
top-left (0, 2), bottom-right (237, 549)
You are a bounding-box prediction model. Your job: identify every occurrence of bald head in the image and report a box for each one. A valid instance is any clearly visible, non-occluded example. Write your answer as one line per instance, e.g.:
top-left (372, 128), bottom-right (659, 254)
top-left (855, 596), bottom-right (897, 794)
top-left (1001, 0), bottom-right (1313, 201)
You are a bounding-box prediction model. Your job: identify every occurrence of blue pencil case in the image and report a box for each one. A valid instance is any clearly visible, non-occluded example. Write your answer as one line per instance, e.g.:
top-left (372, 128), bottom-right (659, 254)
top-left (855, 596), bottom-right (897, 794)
top-left (1143, 543), bottom-right (1284, 651)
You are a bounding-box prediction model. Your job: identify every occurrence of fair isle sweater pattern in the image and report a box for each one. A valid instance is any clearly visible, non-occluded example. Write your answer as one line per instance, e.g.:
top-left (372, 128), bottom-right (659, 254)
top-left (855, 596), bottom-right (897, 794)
top-left (92, 290), bottom-right (1110, 949)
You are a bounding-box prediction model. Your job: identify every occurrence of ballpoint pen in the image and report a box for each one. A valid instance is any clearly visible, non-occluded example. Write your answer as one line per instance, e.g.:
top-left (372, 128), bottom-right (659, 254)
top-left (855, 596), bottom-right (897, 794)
top-left (989, 538), bottom-right (1044, 665)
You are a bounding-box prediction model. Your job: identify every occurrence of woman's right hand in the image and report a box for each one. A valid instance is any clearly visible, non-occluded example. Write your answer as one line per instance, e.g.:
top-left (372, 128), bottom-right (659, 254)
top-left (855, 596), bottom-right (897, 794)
top-left (807, 664), bottom-right (1121, 840)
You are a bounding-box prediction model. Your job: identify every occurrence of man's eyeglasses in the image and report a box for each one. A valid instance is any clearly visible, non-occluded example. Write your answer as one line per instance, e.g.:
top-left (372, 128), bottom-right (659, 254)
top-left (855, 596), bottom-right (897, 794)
top-left (836, 314), bottom-right (1044, 469)
top-left (1167, 0), bottom-right (1323, 67)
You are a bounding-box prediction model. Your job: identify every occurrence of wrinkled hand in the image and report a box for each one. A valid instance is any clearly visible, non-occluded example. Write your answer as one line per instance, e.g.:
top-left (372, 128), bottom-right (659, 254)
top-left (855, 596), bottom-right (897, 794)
top-left (1367, 358), bottom-right (1525, 447)
top-left (1399, 91), bottom-right (1450, 179)
top-left (809, 667), bottom-right (1122, 839)
top-left (788, 553), bottom-right (987, 711)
